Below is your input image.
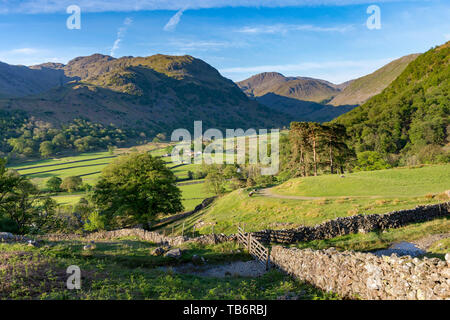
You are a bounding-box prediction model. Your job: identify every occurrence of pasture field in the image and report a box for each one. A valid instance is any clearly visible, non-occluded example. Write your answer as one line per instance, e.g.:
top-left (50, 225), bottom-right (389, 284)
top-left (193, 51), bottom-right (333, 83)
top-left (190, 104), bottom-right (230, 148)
top-left (51, 183), bottom-right (210, 212)
top-left (166, 164), bottom-right (450, 235)
top-left (7, 143), bottom-right (210, 212)
top-left (272, 164), bottom-right (450, 198)
top-left (0, 240), bottom-right (335, 300)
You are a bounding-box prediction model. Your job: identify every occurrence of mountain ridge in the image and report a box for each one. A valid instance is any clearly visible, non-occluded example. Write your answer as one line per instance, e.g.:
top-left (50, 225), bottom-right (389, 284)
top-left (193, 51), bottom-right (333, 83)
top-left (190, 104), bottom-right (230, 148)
top-left (0, 54), bottom-right (292, 134)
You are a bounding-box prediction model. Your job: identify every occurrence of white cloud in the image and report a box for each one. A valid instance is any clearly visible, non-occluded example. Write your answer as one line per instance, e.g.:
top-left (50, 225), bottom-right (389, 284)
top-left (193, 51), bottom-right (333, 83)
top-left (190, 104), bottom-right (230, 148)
top-left (0, 48), bottom-right (70, 66)
top-left (0, 0), bottom-right (414, 14)
top-left (445, 33), bottom-right (450, 41)
top-left (237, 24), bottom-right (354, 35)
top-left (164, 8), bottom-right (186, 31)
top-left (9, 48), bottom-right (41, 55)
top-left (168, 39), bottom-right (247, 51)
top-left (110, 17), bottom-right (133, 57)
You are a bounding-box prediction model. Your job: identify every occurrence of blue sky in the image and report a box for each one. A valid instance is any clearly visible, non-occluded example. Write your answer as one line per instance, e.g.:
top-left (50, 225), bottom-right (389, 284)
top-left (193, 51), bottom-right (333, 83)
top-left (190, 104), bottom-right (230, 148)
top-left (0, 0), bottom-right (449, 83)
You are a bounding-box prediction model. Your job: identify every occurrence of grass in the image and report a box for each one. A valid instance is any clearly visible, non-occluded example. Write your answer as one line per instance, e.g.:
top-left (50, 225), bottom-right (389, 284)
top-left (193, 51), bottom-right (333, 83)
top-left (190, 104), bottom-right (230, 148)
top-left (289, 216), bottom-right (449, 256)
top-left (0, 240), bottom-right (336, 300)
top-left (166, 188), bottom-right (448, 235)
top-left (51, 183), bottom-right (212, 212)
top-left (272, 164), bottom-right (450, 198)
top-left (7, 143), bottom-right (211, 212)
top-left (163, 164), bottom-right (449, 235)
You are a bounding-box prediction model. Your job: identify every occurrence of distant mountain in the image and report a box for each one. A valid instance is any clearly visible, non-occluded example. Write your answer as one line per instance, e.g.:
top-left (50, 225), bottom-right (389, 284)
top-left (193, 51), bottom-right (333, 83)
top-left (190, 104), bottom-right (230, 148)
top-left (0, 62), bottom-right (73, 98)
top-left (237, 72), bottom-right (344, 103)
top-left (329, 54), bottom-right (419, 106)
top-left (0, 54), bottom-right (292, 134)
top-left (335, 42), bottom-right (449, 157)
top-left (256, 93), bottom-right (354, 123)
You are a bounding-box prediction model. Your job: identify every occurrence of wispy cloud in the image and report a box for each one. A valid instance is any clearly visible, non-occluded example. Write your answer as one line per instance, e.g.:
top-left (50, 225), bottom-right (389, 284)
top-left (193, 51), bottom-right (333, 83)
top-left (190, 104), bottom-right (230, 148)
top-left (168, 39), bottom-right (247, 51)
top-left (0, 48), bottom-right (70, 65)
top-left (445, 33), bottom-right (450, 41)
top-left (164, 8), bottom-right (186, 31)
top-left (0, 0), bottom-right (415, 14)
top-left (9, 48), bottom-right (41, 55)
top-left (237, 24), bottom-right (354, 35)
top-left (110, 17), bottom-right (133, 57)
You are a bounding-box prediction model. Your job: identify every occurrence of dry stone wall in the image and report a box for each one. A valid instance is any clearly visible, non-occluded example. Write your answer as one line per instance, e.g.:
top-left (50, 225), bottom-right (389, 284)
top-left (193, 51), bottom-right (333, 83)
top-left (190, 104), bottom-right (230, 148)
top-left (271, 245), bottom-right (450, 300)
top-left (41, 228), bottom-right (234, 246)
top-left (252, 202), bottom-right (450, 244)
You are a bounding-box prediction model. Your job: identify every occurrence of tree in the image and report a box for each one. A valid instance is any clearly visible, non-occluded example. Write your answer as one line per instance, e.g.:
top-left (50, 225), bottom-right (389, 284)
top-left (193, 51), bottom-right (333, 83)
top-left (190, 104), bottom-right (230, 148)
top-left (285, 122), bottom-right (354, 176)
top-left (0, 163), bottom-right (56, 234)
top-left (321, 124), bottom-right (354, 174)
top-left (306, 123), bottom-right (323, 176)
top-left (355, 151), bottom-right (391, 171)
top-left (39, 141), bottom-right (53, 158)
top-left (289, 122), bottom-right (311, 177)
top-left (61, 176), bottom-right (83, 193)
top-left (46, 176), bottom-right (62, 192)
top-left (91, 152), bottom-right (183, 228)
top-left (204, 165), bottom-right (226, 195)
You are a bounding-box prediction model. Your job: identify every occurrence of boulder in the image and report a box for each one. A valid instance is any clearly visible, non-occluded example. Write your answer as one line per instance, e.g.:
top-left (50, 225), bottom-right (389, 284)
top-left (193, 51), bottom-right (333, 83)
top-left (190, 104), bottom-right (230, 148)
top-left (192, 254), bottom-right (206, 265)
top-left (27, 240), bottom-right (38, 247)
top-left (164, 248), bottom-right (182, 258)
top-left (0, 232), bottom-right (14, 240)
top-left (151, 247), bottom-right (166, 256)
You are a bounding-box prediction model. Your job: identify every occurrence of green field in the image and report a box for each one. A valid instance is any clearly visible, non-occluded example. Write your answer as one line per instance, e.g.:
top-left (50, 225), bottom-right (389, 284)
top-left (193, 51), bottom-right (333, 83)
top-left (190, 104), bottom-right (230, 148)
top-left (8, 145), bottom-right (210, 213)
top-left (166, 164), bottom-right (450, 235)
top-left (272, 164), bottom-right (450, 198)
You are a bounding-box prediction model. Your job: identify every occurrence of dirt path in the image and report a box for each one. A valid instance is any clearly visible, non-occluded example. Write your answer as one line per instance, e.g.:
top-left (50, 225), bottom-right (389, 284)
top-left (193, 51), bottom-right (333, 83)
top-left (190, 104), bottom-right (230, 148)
top-left (257, 188), bottom-right (382, 200)
top-left (411, 232), bottom-right (450, 250)
top-left (159, 260), bottom-right (267, 278)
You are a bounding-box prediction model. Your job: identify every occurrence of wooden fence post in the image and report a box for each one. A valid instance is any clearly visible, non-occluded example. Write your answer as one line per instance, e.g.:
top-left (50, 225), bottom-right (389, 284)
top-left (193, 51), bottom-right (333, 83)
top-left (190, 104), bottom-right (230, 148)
top-left (247, 233), bottom-right (252, 252)
top-left (181, 222), bottom-right (185, 237)
top-left (266, 247), bottom-right (271, 271)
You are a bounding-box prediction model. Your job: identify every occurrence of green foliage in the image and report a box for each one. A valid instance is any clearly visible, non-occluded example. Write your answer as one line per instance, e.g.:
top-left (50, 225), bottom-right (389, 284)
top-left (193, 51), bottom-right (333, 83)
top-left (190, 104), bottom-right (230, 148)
top-left (83, 211), bottom-right (106, 232)
top-left (0, 165), bottom-right (57, 234)
top-left (204, 165), bottom-right (226, 195)
top-left (91, 152), bottom-right (183, 228)
top-left (0, 116), bottom-right (143, 160)
top-left (282, 122), bottom-right (354, 177)
top-left (39, 141), bottom-right (53, 158)
top-left (354, 151), bottom-right (391, 171)
top-left (61, 176), bottom-right (83, 193)
top-left (46, 176), bottom-right (62, 192)
top-left (335, 43), bottom-right (450, 162)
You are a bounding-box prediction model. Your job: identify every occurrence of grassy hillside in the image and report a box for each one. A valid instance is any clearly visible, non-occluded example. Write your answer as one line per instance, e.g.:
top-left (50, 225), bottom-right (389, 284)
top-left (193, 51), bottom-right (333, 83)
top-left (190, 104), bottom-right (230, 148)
top-left (329, 54), bottom-right (419, 106)
top-left (163, 164), bottom-right (449, 235)
top-left (334, 43), bottom-right (450, 159)
top-left (272, 164), bottom-right (450, 197)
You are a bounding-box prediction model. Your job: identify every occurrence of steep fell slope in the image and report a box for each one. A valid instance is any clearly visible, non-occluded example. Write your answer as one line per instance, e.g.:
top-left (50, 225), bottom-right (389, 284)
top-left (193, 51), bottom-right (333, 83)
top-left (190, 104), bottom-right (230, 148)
top-left (329, 54), bottom-right (419, 106)
top-left (334, 43), bottom-right (449, 157)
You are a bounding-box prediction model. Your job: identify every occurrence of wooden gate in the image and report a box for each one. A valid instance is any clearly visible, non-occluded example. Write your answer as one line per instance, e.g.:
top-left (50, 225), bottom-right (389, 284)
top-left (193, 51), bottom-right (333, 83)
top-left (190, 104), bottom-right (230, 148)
top-left (237, 225), bottom-right (271, 270)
